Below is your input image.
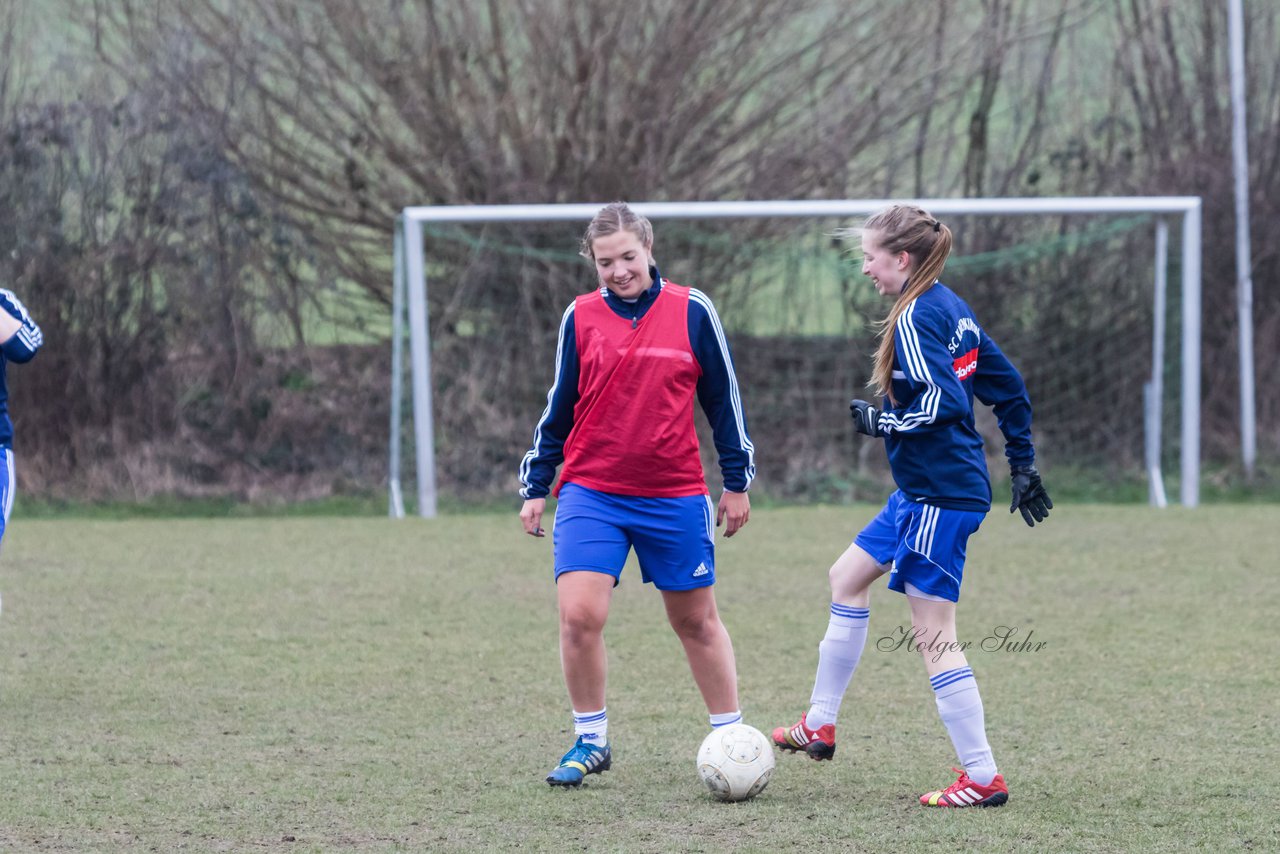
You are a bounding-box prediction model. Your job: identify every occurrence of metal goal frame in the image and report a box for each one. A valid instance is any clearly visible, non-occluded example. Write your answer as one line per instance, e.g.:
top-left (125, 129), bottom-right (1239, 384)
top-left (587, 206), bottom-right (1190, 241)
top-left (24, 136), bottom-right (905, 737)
top-left (390, 197), bottom-right (1203, 517)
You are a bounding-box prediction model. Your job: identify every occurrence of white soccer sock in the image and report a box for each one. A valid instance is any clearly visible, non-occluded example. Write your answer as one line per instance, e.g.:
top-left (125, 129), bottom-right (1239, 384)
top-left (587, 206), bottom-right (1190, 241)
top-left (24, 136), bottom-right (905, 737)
top-left (931, 666), bottom-right (997, 786)
top-left (709, 710), bottom-right (742, 729)
top-left (573, 708), bottom-right (608, 747)
top-left (806, 603), bottom-right (870, 729)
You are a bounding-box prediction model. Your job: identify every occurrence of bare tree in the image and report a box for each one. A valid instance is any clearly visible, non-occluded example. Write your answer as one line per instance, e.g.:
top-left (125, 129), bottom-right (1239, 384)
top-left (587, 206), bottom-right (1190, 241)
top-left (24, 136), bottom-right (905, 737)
top-left (5, 0), bottom-right (1272, 501)
top-left (89, 0), bottom-right (947, 302)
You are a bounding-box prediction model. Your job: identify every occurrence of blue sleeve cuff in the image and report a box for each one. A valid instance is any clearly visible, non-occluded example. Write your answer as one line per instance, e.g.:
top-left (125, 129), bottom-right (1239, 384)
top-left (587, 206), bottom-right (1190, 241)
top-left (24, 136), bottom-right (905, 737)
top-left (1, 334), bottom-right (38, 363)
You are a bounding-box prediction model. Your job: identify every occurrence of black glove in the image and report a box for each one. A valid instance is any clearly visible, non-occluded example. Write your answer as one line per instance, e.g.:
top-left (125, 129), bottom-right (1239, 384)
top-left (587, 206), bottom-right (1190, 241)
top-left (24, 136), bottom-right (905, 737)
top-left (849, 399), bottom-right (883, 437)
top-left (1010, 465), bottom-right (1053, 527)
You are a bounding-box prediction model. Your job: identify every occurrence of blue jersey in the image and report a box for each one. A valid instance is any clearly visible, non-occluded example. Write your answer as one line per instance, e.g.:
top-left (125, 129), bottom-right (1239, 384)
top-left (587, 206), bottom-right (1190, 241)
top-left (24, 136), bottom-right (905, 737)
top-left (876, 282), bottom-right (1034, 512)
top-left (520, 268), bottom-right (755, 500)
top-left (0, 290), bottom-right (43, 450)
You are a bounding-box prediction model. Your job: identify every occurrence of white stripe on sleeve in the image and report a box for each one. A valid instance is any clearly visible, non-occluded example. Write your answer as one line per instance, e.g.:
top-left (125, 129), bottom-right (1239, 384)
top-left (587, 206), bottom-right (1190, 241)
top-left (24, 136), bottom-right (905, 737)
top-left (881, 299), bottom-right (941, 433)
top-left (519, 302), bottom-right (576, 494)
top-left (689, 289), bottom-right (755, 487)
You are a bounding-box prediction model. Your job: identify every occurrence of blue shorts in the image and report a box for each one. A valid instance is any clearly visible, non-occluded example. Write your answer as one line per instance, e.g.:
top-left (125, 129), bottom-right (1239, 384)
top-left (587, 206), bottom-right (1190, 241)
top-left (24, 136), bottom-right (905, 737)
top-left (853, 490), bottom-right (985, 603)
top-left (552, 483), bottom-right (716, 591)
top-left (0, 448), bottom-right (12, 546)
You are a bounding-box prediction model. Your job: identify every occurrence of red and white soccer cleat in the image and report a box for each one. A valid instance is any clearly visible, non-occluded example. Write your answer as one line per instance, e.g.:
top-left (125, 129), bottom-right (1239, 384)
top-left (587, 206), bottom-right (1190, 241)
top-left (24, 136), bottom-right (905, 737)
top-left (919, 767), bottom-right (1009, 807)
top-left (771, 712), bottom-right (836, 761)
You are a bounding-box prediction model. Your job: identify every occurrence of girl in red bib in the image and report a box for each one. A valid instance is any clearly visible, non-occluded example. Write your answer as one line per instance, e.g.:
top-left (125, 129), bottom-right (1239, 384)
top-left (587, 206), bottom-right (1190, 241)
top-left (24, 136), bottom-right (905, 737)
top-left (519, 203), bottom-right (757, 787)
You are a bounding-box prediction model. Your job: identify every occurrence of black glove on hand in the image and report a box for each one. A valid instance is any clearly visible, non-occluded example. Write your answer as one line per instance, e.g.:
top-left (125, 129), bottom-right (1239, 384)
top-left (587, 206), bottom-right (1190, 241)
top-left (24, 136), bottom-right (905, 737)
top-left (849, 399), bottom-right (883, 437)
top-left (1010, 465), bottom-right (1053, 527)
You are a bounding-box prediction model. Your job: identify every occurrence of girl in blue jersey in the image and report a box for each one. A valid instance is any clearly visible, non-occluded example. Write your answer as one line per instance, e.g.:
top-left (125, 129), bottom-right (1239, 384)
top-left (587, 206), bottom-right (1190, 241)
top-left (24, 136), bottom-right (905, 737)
top-left (772, 204), bottom-right (1051, 808)
top-left (0, 289), bottom-right (44, 616)
top-left (518, 203), bottom-right (757, 787)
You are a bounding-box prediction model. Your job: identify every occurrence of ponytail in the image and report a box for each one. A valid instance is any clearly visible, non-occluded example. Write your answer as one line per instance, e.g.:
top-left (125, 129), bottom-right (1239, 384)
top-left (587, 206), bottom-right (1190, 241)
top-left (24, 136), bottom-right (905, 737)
top-left (863, 206), bottom-right (953, 404)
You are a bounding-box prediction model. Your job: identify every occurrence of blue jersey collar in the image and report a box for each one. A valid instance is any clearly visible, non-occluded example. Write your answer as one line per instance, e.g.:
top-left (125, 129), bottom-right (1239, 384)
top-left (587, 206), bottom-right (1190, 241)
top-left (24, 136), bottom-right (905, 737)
top-left (601, 266), bottom-right (663, 306)
top-left (600, 266), bottom-right (664, 324)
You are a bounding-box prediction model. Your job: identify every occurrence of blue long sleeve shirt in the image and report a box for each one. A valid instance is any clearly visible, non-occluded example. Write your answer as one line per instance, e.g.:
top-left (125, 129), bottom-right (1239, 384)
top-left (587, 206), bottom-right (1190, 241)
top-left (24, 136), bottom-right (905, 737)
top-left (0, 289), bottom-right (44, 450)
top-left (876, 282), bottom-right (1035, 511)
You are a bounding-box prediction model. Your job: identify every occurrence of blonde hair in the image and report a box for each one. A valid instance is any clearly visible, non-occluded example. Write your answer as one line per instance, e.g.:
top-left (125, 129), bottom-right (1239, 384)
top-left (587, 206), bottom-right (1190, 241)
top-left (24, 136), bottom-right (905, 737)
top-left (861, 204), bottom-right (953, 404)
top-left (579, 202), bottom-right (653, 260)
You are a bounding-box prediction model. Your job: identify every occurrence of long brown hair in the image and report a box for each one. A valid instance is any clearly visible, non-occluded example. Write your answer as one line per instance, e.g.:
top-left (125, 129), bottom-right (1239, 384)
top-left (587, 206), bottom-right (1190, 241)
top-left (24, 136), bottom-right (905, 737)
top-left (862, 205), bottom-right (953, 403)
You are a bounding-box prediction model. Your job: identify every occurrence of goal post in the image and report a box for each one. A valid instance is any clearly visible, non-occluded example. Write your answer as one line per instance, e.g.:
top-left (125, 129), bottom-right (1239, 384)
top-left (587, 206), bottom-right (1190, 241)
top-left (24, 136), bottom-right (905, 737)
top-left (390, 197), bottom-right (1203, 518)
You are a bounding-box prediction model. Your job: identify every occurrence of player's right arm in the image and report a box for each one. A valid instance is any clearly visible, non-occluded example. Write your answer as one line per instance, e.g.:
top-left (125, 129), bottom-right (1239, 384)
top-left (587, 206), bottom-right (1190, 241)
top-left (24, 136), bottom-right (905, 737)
top-left (518, 303), bottom-right (580, 502)
top-left (0, 290), bottom-right (43, 363)
top-left (878, 301), bottom-right (970, 436)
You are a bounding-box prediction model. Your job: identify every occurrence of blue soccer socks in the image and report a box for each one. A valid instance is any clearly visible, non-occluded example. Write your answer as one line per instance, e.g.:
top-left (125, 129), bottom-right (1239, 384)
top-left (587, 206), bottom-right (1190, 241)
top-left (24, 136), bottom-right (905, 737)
top-left (807, 603), bottom-right (870, 729)
top-left (930, 666), bottom-right (998, 786)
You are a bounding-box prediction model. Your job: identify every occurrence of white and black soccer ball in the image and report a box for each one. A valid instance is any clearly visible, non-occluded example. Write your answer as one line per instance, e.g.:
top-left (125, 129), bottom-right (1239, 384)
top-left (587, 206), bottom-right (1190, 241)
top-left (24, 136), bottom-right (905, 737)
top-left (696, 723), bottom-right (775, 802)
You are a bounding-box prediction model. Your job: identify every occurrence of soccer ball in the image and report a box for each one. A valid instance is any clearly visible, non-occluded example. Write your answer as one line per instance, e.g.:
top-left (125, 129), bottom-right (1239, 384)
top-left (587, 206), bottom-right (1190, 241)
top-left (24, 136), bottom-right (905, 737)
top-left (696, 723), bottom-right (775, 802)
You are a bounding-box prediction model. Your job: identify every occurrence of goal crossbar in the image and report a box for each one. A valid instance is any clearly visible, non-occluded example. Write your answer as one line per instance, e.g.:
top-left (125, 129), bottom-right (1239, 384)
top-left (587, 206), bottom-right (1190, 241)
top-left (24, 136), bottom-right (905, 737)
top-left (392, 196), bottom-right (1203, 517)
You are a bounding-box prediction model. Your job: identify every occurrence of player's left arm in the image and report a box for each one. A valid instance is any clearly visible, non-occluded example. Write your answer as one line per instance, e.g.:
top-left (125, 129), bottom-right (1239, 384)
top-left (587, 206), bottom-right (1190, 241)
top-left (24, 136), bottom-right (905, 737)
top-left (972, 334), bottom-right (1035, 468)
top-left (689, 289), bottom-right (754, 536)
top-left (0, 290), bottom-right (42, 363)
top-left (973, 334), bottom-right (1052, 526)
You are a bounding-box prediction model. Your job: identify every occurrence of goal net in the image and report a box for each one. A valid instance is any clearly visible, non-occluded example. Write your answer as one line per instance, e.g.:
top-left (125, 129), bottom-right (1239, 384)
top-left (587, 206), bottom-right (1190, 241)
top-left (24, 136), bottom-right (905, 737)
top-left (390, 199), bottom-right (1202, 516)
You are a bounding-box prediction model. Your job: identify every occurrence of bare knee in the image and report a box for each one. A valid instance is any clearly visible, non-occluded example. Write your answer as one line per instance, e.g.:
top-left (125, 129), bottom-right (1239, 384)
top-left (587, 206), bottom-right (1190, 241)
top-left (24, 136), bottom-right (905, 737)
top-left (559, 604), bottom-right (606, 646)
top-left (668, 605), bottom-right (723, 646)
top-left (828, 562), bottom-right (865, 603)
top-left (828, 547), bottom-right (882, 605)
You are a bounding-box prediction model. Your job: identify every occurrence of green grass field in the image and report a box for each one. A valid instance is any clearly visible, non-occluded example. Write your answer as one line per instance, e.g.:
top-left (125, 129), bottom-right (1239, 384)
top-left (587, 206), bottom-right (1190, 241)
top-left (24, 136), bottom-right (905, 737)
top-left (1, 505), bottom-right (1276, 852)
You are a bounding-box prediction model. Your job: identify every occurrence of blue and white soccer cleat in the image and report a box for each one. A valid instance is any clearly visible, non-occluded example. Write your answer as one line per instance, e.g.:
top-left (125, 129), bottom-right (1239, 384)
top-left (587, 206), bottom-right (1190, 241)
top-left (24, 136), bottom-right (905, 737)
top-left (545, 736), bottom-right (612, 787)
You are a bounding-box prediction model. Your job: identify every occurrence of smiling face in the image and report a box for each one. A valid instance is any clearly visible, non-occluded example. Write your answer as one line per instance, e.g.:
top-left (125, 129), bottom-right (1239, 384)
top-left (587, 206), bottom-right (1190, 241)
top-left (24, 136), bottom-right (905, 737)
top-left (861, 229), bottom-right (912, 298)
top-left (591, 229), bottom-right (653, 300)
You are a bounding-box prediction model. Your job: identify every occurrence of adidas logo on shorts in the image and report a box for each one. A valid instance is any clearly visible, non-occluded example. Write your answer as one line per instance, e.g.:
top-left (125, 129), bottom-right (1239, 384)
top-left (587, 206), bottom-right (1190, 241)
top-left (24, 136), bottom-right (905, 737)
top-left (692, 562), bottom-right (709, 578)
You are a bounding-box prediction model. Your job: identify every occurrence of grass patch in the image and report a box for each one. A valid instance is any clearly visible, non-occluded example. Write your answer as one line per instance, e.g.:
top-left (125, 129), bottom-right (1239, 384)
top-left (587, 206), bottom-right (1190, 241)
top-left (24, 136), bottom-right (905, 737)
top-left (14, 494), bottom-right (391, 520)
top-left (0, 506), bottom-right (1276, 851)
top-left (15, 456), bottom-right (1277, 522)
